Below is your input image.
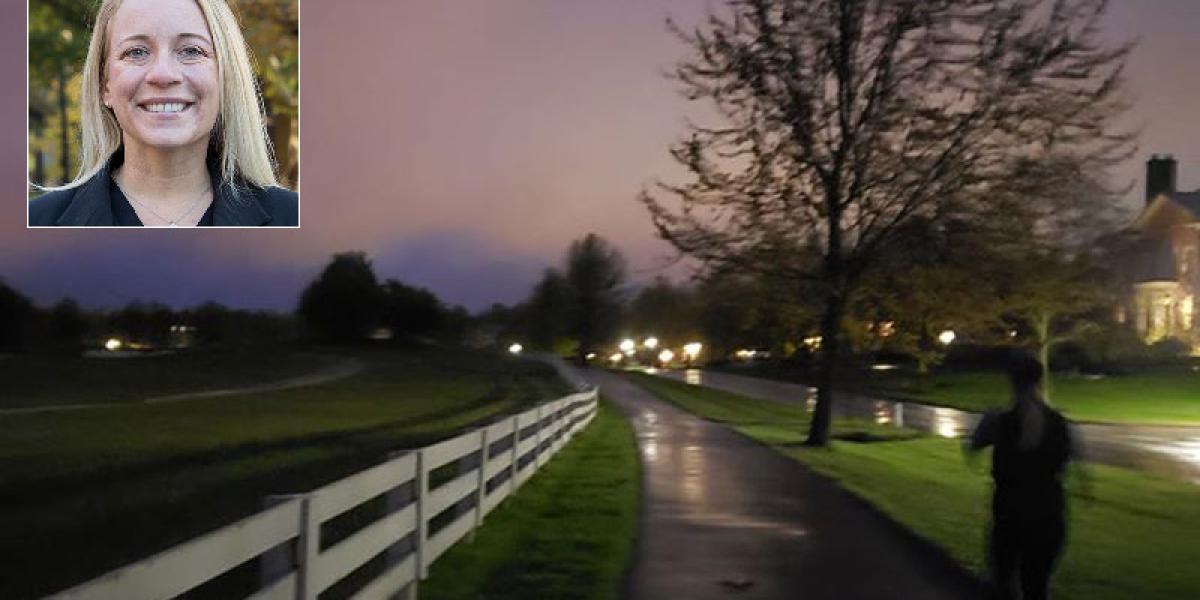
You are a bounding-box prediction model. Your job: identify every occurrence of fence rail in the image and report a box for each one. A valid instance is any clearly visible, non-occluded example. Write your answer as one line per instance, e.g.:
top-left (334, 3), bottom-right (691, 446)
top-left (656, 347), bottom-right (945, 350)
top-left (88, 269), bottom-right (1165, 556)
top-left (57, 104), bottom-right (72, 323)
top-left (48, 388), bottom-right (600, 600)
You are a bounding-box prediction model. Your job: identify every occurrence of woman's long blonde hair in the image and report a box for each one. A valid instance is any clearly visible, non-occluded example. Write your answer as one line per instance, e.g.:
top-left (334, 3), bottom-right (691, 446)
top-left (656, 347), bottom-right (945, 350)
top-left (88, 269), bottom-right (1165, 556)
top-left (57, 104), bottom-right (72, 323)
top-left (53, 0), bottom-right (279, 191)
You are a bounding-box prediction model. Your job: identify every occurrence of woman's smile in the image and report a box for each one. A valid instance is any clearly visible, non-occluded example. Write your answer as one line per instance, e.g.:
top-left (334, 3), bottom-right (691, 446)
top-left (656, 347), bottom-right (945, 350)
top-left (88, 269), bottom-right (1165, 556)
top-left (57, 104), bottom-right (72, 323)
top-left (103, 0), bottom-right (219, 154)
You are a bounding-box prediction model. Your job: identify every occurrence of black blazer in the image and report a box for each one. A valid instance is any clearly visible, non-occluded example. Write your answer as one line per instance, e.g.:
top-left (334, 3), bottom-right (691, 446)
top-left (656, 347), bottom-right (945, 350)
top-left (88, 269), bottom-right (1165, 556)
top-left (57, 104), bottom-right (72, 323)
top-left (29, 152), bottom-right (298, 227)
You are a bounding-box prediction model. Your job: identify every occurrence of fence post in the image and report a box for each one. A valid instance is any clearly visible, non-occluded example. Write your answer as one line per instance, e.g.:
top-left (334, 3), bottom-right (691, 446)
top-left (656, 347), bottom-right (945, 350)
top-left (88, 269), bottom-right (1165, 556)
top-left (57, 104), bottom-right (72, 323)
top-left (471, 427), bottom-right (489, 541)
top-left (414, 449), bottom-right (428, 581)
top-left (534, 404), bottom-right (545, 469)
top-left (260, 493), bottom-right (315, 600)
top-left (510, 415), bottom-right (521, 493)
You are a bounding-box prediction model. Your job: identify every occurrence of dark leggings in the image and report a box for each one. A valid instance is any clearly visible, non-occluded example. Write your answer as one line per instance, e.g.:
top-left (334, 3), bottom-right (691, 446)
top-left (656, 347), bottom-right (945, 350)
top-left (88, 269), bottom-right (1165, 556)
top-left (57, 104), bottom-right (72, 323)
top-left (989, 514), bottom-right (1066, 600)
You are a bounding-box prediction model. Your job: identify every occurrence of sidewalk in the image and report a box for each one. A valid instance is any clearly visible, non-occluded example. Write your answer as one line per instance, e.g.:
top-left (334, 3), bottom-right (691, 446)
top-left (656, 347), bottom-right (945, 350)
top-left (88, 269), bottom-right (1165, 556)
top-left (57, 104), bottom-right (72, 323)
top-left (574, 367), bottom-right (980, 600)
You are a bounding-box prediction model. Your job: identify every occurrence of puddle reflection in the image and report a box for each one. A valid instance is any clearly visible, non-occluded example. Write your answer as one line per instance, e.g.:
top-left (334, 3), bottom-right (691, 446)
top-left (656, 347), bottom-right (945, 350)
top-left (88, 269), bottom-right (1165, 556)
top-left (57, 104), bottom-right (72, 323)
top-left (685, 369), bottom-right (701, 385)
top-left (681, 444), bottom-right (706, 504)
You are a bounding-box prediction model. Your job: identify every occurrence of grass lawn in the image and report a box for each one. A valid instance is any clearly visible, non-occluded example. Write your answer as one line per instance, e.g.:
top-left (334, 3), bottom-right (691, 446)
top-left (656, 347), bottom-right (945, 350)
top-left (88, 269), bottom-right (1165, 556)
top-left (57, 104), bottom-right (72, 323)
top-left (857, 368), bottom-right (1200, 425)
top-left (626, 373), bottom-right (1200, 600)
top-left (421, 398), bottom-right (639, 600)
top-left (0, 345), bottom-right (330, 409)
top-left (0, 345), bottom-right (570, 600)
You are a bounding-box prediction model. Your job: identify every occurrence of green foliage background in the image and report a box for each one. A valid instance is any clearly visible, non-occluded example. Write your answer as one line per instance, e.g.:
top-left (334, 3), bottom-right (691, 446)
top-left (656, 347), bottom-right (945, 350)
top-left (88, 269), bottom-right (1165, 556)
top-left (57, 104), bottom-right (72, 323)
top-left (28, 0), bottom-right (299, 191)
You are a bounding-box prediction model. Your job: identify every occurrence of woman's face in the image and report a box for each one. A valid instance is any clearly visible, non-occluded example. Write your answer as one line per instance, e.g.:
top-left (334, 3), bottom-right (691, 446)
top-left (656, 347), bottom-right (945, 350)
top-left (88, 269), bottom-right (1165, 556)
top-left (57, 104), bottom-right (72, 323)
top-left (102, 0), bottom-right (220, 156)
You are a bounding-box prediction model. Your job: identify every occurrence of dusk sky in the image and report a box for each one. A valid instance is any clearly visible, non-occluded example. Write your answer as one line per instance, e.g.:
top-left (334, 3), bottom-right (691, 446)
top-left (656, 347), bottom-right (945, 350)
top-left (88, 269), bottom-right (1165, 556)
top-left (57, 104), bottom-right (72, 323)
top-left (2, 0), bottom-right (1198, 312)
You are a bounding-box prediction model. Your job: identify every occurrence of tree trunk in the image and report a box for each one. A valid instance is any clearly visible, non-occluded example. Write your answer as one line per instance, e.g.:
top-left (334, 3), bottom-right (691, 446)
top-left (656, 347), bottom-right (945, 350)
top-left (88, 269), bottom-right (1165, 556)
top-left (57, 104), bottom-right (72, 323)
top-left (805, 295), bottom-right (843, 447)
top-left (1034, 311), bottom-right (1052, 404)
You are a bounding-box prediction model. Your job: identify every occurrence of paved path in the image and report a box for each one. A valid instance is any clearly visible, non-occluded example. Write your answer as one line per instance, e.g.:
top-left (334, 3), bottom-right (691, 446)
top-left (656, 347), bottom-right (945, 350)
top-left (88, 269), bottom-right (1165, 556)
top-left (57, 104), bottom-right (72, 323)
top-left (0, 356), bottom-right (365, 416)
top-left (655, 368), bottom-right (1200, 485)
top-left (574, 367), bottom-right (980, 600)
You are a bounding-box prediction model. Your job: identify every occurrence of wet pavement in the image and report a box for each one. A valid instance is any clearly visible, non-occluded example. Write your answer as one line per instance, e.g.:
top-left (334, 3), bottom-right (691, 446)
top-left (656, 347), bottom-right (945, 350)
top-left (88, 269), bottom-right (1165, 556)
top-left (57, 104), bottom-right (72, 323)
top-left (655, 368), bottom-right (1200, 485)
top-left (574, 367), bottom-right (981, 600)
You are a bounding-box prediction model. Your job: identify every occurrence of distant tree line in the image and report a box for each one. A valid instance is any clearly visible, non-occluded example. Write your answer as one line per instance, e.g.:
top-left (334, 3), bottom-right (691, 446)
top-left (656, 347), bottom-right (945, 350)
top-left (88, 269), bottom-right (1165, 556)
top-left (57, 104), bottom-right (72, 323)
top-left (483, 226), bottom-right (1181, 383)
top-left (0, 253), bottom-right (475, 354)
top-left (0, 281), bottom-right (295, 353)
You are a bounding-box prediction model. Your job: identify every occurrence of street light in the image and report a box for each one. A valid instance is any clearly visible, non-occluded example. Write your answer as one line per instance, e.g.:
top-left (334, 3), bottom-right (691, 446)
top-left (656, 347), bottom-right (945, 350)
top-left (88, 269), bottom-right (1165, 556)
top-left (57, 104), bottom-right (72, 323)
top-left (643, 337), bottom-right (659, 350)
top-left (619, 339), bottom-right (636, 355)
top-left (938, 330), bottom-right (956, 345)
top-left (508, 343), bottom-right (523, 354)
top-left (104, 338), bottom-right (122, 351)
top-left (682, 342), bottom-right (702, 360)
top-left (657, 349), bottom-right (675, 365)
top-left (609, 352), bottom-right (624, 364)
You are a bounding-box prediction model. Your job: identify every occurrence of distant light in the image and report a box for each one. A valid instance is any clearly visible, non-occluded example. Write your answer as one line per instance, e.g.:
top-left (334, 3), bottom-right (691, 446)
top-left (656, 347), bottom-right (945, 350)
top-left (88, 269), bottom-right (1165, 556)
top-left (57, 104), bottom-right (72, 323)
top-left (938, 330), bottom-right (956, 345)
top-left (586, 352), bottom-right (597, 360)
top-left (734, 348), bottom-right (756, 360)
top-left (104, 338), bottom-right (122, 351)
top-left (643, 337), bottom-right (659, 350)
top-left (619, 339), bottom-right (636, 353)
top-left (803, 336), bottom-right (822, 351)
top-left (508, 343), bottom-right (523, 355)
top-left (683, 342), bottom-right (703, 359)
top-left (658, 349), bottom-right (675, 364)
top-left (871, 363), bottom-right (899, 371)
top-left (609, 353), bottom-right (624, 363)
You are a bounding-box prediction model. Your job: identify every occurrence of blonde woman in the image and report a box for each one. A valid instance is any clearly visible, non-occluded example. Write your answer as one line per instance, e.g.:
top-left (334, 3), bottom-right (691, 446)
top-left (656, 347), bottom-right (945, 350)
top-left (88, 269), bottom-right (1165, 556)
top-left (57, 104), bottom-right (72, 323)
top-left (29, 0), bottom-right (297, 227)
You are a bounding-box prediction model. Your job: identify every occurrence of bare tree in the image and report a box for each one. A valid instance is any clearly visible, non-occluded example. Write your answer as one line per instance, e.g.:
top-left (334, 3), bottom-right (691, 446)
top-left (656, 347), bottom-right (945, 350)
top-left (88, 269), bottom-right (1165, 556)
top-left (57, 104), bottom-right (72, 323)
top-left (642, 0), bottom-right (1134, 445)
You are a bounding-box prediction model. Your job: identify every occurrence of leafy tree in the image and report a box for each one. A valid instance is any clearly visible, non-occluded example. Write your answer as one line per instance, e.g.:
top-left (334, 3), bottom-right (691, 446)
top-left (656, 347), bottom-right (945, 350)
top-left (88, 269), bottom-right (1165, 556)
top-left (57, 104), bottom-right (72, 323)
top-left (380, 279), bottom-right (445, 339)
top-left (231, 0), bottom-right (299, 186)
top-left (565, 234), bottom-right (627, 365)
top-left (523, 269), bottom-right (571, 351)
top-left (297, 252), bottom-right (383, 343)
top-left (0, 281), bottom-right (40, 351)
top-left (47, 298), bottom-right (89, 350)
top-left (627, 276), bottom-right (701, 347)
top-left (642, 0), bottom-right (1133, 445)
top-left (28, 0), bottom-right (91, 185)
top-left (696, 270), bottom-right (818, 361)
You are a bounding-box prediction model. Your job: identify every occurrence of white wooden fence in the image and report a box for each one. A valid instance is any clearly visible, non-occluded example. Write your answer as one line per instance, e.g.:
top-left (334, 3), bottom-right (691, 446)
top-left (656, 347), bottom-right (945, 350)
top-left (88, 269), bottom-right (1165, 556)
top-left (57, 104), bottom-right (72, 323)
top-left (48, 388), bottom-right (600, 600)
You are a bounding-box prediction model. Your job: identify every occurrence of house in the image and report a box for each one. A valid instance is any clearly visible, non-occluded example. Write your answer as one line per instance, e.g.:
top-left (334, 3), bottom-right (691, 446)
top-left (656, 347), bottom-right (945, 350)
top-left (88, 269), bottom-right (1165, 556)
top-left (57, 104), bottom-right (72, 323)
top-left (1126, 155), bottom-right (1200, 354)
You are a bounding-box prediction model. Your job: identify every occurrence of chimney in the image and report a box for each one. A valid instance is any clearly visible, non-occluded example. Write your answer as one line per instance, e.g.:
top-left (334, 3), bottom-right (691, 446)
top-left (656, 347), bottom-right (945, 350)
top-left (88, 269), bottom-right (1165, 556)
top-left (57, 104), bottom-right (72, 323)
top-left (1146, 154), bottom-right (1177, 204)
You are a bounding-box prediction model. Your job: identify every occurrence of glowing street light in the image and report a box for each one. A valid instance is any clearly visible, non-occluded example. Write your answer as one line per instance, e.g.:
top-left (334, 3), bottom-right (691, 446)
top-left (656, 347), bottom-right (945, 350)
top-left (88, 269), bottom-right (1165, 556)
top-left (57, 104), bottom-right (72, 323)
top-left (643, 337), bottom-right (659, 350)
top-left (104, 338), bottom-right (122, 352)
top-left (682, 342), bottom-right (703, 360)
top-left (657, 349), bottom-right (675, 364)
top-left (938, 330), bottom-right (956, 345)
top-left (586, 352), bottom-right (597, 360)
top-left (619, 339), bottom-right (636, 355)
top-left (609, 352), bottom-right (624, 363)
top-left (508, 343), bottom-right (523, 355)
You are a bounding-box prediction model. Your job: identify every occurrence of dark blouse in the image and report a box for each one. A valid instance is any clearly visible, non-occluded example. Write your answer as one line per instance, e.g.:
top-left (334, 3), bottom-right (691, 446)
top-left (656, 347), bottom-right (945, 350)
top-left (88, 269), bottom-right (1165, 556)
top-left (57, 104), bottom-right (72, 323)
top-left (109, 176), bottom-right (215, 227)
top-left (29, 149), bottom-right (298, 227)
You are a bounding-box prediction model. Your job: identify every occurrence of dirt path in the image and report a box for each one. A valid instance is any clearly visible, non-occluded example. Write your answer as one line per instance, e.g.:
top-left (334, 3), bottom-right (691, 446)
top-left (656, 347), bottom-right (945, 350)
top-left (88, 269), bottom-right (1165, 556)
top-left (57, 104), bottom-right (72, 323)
top-left (0, 356), bottom-right (365, 416)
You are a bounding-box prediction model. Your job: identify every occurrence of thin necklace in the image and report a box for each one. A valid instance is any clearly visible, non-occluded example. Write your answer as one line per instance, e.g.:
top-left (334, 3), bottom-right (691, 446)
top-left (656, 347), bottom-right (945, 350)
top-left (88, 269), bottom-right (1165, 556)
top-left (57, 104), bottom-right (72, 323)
top-left (115, 178), bottom-right (211, 227)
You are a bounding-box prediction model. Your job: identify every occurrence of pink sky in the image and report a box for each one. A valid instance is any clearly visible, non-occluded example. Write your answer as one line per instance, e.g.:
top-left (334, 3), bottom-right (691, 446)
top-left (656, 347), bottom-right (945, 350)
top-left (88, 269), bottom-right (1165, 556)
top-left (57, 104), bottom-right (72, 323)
top-left (1, 0), bottom-right (1198, 311)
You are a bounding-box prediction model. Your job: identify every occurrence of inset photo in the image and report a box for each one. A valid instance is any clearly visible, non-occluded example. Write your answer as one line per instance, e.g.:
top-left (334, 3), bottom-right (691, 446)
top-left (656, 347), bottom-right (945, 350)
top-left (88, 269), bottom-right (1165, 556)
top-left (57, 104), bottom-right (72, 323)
top-left (27, 0), bottom-right (299, 227)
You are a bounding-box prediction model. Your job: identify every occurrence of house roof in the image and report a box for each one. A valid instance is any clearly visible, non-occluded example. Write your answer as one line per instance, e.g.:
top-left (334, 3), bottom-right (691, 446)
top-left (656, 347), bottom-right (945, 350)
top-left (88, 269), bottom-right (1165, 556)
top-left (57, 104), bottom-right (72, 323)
top-left (1170, 191), bottom-right (1200, 219)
